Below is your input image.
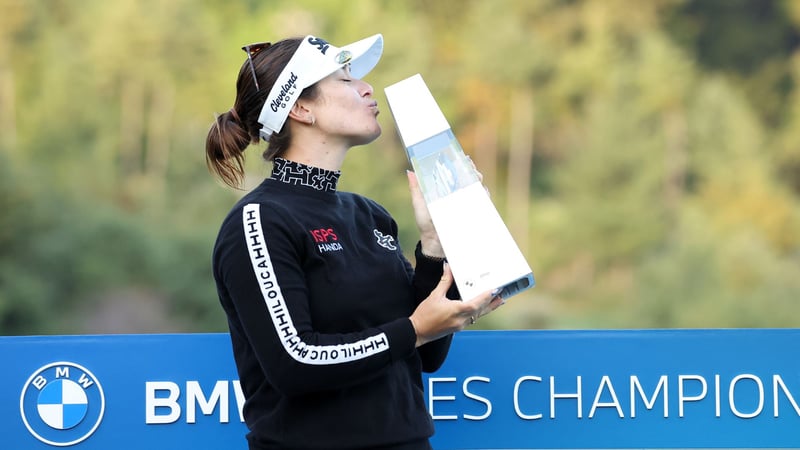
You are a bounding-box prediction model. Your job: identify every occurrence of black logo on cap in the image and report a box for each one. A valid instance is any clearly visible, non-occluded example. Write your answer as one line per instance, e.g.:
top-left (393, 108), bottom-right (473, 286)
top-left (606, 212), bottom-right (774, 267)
top-left (307, 36), bottom-right (330, 55)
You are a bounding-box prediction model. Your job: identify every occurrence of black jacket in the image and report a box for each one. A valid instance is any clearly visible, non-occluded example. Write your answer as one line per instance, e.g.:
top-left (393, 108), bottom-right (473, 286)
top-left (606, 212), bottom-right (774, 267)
top-left (212, 159), bottom-right (451, 449)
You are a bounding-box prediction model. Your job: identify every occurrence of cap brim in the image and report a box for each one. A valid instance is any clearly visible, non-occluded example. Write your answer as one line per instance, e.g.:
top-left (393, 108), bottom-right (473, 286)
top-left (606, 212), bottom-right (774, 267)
top-left (341, 34), bottom-right (383, 79)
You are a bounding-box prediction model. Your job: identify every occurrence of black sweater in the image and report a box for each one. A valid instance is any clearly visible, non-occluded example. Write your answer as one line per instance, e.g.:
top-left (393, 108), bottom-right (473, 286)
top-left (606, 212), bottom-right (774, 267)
top-left (212, 159), bottom-right (452, 449)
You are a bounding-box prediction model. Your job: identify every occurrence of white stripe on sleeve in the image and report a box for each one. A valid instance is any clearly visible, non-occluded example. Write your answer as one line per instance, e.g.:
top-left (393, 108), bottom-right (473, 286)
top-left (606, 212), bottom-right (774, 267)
top-left (242, 203), bottom-right (390, 365)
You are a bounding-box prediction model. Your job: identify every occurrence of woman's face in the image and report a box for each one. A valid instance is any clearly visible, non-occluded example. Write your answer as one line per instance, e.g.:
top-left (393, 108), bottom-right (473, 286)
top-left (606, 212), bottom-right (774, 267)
top-left (306, 65), bottom-right (382, 147)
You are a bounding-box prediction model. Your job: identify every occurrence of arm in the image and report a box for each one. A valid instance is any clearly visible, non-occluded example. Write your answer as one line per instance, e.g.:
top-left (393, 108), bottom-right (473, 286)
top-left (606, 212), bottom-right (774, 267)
top-left (404, 171), bottom-right (504, 372)
top-left (412, 241), bottom-right (456, 372)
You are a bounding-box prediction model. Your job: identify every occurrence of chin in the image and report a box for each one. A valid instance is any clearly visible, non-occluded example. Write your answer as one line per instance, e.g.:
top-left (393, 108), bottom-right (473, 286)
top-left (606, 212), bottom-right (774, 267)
top-left (352, 126), bottom-right (382, 147)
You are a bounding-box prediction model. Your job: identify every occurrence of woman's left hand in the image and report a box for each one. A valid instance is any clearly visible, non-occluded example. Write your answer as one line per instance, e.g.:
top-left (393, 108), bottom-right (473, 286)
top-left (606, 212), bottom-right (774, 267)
top-left (409, 262), bottom-right (504, 347)
top-left (407, 170), bottom-right (445, 258)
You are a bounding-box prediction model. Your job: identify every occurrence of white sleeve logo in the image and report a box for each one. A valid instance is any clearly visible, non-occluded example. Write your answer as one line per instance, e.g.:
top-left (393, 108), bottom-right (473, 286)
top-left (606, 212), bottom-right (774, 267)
top-left (242, 203), bottom-right (389, 365)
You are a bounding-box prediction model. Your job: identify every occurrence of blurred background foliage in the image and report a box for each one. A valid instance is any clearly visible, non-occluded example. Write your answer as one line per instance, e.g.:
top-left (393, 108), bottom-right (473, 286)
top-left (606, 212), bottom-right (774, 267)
top-left (1, 0), bottom-right (799, 334)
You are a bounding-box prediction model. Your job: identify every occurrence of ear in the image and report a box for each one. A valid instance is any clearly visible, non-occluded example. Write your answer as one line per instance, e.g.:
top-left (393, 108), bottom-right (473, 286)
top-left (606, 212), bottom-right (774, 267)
top-left (288, 101), bottom-right (314, 125)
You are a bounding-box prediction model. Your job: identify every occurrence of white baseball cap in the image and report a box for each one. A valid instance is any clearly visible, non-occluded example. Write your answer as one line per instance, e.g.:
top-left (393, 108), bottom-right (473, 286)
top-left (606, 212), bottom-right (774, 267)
top-left (257, 34), bottom-right (384, 141)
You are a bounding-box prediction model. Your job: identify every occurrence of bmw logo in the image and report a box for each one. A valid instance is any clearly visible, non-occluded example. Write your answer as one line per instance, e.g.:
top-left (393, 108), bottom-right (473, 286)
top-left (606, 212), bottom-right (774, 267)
top-left (19, 361), bottom-right (105, 446)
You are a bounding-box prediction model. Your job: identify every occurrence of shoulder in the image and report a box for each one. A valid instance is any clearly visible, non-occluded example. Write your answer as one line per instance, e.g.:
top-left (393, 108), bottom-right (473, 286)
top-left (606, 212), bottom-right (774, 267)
top-left (216, 186), bottom-right (294, 237)
top-left (338, 191), bottom-right (392, 216)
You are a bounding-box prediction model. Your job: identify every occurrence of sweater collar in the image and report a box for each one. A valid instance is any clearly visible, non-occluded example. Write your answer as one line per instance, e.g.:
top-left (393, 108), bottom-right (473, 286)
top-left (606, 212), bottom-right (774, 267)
top-left (270, 157), bottom-right (341, 193)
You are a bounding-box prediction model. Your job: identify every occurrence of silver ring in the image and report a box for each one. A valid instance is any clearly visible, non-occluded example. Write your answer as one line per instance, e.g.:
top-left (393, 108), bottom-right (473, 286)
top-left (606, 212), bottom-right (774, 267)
top-left (469, 315), bottom-right (476, 325)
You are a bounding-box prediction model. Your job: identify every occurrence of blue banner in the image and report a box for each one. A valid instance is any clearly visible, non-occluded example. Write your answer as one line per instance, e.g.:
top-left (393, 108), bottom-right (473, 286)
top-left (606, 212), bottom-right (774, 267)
top-left (428, 329), bottom-right (800, 449)
top-left (2, 330), bottom-right (799, 449)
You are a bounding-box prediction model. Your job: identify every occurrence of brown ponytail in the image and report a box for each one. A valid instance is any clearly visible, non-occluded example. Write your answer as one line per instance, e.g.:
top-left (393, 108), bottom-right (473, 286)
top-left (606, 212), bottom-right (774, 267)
top-left (205, 37), bottom-right (319, 189)
top-left (205, 109), bottom-right (250, 189)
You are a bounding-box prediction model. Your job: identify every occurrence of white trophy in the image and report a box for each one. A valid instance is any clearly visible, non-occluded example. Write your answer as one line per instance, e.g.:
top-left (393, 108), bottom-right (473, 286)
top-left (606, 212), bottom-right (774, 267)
top-left (385, 74), bottom-right (535, 300)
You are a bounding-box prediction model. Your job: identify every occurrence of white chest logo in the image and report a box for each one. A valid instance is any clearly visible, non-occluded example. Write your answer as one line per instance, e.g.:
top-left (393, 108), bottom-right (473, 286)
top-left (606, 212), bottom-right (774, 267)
top-left (373, 229), bottom-right (397, 251)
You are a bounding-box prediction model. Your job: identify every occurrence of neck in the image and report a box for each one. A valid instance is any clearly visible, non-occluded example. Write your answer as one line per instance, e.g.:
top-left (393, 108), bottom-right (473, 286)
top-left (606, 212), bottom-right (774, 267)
top-left (281, 148), bottom-right (347, 172)
top-left (283, 129), bottom-right (349, 172)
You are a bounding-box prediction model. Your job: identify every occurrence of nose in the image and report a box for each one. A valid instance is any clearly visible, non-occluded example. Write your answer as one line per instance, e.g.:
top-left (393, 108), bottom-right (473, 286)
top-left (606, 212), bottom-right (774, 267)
top-left (359, 79), bottom-right (374, 97)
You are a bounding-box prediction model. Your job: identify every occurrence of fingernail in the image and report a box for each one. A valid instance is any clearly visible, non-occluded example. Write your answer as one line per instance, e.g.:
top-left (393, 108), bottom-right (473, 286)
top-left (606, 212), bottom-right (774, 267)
top-left (491, 288), bottom-right (502, 297)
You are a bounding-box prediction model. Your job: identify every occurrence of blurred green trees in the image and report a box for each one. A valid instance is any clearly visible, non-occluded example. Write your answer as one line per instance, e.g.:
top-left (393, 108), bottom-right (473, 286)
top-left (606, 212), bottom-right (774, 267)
top-left (1, 0), bottom-right (798, 334)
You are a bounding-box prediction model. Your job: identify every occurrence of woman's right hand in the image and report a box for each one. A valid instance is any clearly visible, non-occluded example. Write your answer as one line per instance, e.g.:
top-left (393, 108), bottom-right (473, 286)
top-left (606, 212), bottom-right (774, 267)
top-left (409, 262), bottom-right (504, 347)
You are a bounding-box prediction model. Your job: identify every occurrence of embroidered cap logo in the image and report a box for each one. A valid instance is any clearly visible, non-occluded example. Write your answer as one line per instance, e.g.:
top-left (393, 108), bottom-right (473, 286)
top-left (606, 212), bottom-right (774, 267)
top-left (307, 36), bottom-right (330, 54)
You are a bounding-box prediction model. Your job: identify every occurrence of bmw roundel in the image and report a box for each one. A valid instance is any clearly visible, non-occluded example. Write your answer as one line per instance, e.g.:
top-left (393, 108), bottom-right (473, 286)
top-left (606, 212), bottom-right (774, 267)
top-left (20, 361), bottom-right (105, 446)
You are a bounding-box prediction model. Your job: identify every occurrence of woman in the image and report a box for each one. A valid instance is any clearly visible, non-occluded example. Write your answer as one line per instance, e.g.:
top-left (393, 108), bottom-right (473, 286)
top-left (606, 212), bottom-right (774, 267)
top-left (205, 33), bottom-right (503, 450)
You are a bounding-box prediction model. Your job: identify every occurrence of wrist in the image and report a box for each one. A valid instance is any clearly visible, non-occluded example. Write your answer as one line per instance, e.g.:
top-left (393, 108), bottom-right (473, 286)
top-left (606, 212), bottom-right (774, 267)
top-left (409, 315), bottom-right (425, 347)
top-left (420, 235), bottom-right (445, 259)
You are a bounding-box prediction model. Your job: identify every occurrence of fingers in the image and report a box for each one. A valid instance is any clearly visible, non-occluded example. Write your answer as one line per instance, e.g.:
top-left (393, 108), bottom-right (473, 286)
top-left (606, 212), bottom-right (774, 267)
top-left (432, 262), bottom-right (454, 297)
top-left (407, 169), bottom-right (419, 188)
top-left (462, 288), bottom-right (504, 326)
top-left (482, 294), bottom-right (505, 317)
top-left (407, 170), bottom-right (424, 206)
top-left (407, 169), bottom-right (438, 237)
top-left (466, 155), bottom-right (484, 182)
top-left (465, 155), bottom-right (490, 197)
top-left (407, 170), bottom-right (424, 202)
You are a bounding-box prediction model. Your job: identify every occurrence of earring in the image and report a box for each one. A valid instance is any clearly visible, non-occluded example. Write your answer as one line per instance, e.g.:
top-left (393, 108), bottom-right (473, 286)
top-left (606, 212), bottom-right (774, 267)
top-left (310, 116), bottom-right (315, 126)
